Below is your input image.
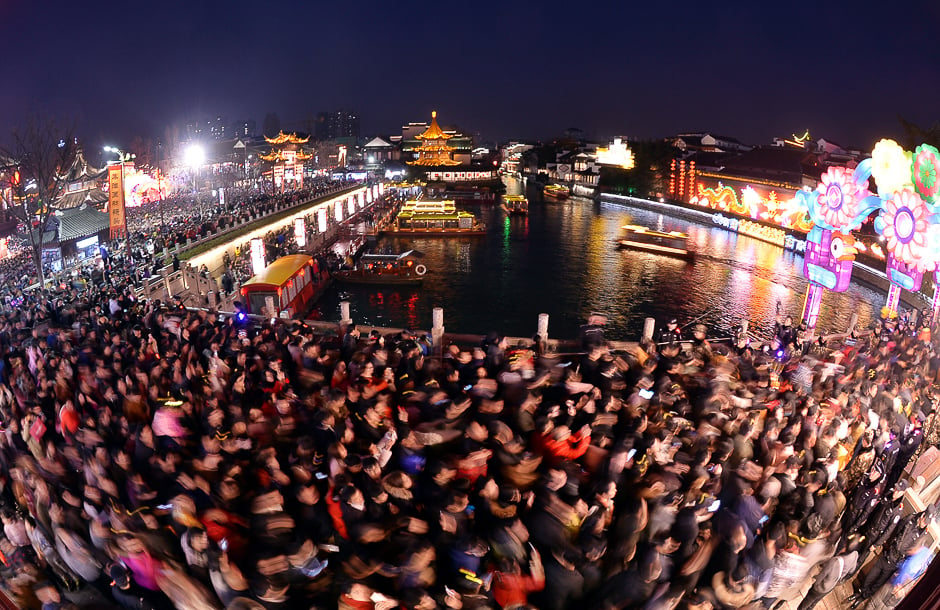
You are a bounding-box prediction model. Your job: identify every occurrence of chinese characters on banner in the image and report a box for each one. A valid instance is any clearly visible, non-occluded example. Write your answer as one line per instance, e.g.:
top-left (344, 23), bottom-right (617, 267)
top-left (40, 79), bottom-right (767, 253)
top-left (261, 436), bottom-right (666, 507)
top-left (108, 164), bottom-right (126, 239)
top-left (250, 238), bottom-right (266, 275)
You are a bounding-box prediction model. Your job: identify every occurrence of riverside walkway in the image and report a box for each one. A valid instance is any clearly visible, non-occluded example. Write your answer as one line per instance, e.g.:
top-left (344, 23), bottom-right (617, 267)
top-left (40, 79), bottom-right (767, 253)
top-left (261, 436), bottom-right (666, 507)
top-left (136, 183), bottom-right (386, 308)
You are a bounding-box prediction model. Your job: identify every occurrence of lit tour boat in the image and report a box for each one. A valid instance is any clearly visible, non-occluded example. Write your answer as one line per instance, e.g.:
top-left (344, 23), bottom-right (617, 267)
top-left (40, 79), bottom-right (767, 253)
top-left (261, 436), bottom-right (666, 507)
top-left (617, 224), bottom-right (694, 260)
top-left (503, 195), bottom-right (529, 215)
top-left (240, 254), bottom-right (323, 317)
top-left (543, 184), bottom-right (570, 199)
top-left (332, 250), bottom-right (428, 285)
top-left (385, 199), bottom-right (486, 236)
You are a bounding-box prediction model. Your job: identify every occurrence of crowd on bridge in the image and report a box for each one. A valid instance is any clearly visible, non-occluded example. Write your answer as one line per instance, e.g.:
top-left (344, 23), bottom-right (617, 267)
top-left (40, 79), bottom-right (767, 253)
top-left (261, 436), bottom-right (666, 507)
top-left (125, 179), bottom-right (347, 252)
top-left (0, 179), bottom-right (352, 308)
top-left (0, 259), bottom-right (934, 610)
top-left (220, 189), bottom-right (400, 292)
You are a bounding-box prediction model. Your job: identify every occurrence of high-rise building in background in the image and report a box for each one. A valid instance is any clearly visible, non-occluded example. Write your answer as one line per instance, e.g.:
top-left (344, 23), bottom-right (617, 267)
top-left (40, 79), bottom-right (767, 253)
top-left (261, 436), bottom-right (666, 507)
top-left (209, 116), bottom-right (226, 140)
top-left (230, 119), bottom-right (256, 138)
top-left (315, 110), bottom-right (360, 141)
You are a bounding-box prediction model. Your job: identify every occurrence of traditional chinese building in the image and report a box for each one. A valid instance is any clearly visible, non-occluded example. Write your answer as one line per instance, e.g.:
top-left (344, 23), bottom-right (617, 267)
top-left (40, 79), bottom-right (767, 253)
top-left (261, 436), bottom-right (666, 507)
top-left (260, 131), bottom-right (312, 191)
top-left (406, 112), bottom-right (462, 167)
top-left (56, 148), bottom-right (108, 209)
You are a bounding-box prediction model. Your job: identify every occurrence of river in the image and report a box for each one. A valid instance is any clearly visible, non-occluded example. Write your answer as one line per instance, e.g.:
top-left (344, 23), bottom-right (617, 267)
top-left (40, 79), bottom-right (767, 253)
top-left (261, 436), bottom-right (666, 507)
top-left (312, 179), bottom-right (885, 342)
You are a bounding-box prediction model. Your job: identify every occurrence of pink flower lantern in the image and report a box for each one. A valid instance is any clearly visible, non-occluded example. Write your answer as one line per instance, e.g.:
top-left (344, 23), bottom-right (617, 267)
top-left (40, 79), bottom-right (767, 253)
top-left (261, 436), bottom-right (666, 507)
top-left (815, 166), bottom-right (870, 229)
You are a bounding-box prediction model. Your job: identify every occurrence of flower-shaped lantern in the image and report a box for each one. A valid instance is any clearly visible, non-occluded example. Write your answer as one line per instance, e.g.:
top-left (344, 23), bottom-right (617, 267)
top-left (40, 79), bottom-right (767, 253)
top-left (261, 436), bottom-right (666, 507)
top-left (871, 139), bottom-right (912, 197)
top-left (798, 164), bottom-right (882, 298)
top-left (913, 144), bottom-right (940, 205)
top-left (875, 188), bottom-right (936, 314)
top-left (813, 166), bottom-right (870, 230)
top-left (796, 163), bottom-right (883, 332)
top-left (876, 188), bottom-right (932, 275)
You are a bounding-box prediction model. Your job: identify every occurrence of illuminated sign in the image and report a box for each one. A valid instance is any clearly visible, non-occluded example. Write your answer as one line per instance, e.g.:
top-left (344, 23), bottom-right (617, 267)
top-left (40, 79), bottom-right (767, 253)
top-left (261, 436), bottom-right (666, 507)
top-left (318, 208), bottom-right (328, 233)
top-left (250, 238), bottom-right (266, 275)
top-left (76, 236), bottom-right (98, 250)
top-left (294, 218), bottom-right (306, 248)
top-left (596, 137), bottom-right (635, 169)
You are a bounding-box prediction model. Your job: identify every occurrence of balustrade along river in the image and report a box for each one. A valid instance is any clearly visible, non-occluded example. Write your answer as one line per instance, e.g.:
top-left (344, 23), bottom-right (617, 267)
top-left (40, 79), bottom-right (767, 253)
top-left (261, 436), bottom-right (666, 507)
top-left (313, 179), bottom-right (888, 342)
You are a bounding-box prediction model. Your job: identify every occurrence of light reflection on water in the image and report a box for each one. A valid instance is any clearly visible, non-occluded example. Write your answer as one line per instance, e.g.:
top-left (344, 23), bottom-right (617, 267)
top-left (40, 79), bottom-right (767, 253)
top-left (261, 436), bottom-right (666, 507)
top-left (313, 182), bottom-right (885, 341)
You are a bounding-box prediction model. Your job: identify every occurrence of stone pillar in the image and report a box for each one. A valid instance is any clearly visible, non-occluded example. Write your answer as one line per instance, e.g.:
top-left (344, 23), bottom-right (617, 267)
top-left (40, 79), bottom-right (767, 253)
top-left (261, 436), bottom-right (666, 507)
top-left (643, 317), bottom-right (656, 341)
top-left (264, 295), bottom-right (276, 318)
top-left (207, 290), bottom-right (217, 311)
top-left (537, 313), bottom-right (549, 340)
top-left (339, 301), bottom-right (352, 334)
top-left (432, 307), bottom-right (444, 357)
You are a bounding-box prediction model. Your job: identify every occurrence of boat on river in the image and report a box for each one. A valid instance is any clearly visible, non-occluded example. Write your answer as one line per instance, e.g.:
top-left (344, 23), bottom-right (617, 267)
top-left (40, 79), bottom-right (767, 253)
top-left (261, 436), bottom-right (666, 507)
top-left (503, 195), bottom-right (528, 215)
top-left (240, 254), bottom-right (324, 317)
top-left (543, 184), bottom-right (570, 199)
top-left (385, 199), bottom-right (486, 236)
top-left (617, 225), bottom-right (694, 260)
top-left (332, 250), bottom-right (427, 285)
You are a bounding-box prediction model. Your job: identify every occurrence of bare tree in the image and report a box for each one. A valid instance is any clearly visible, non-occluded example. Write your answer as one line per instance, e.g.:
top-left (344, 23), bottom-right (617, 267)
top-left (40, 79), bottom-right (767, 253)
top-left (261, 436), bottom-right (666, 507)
top-left (0, 117), bottom-right (77, 287)
top-left (898, 116), bottom-right (940, 150)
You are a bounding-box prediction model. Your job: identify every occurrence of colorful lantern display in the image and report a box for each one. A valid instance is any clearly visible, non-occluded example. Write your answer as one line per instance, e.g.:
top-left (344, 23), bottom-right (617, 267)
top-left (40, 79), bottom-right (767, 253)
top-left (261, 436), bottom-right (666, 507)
top-left (912, 144), bottom-right (940, 204)
top-left (796, 162), bottom-right (882, 332)
top-left (873, 147), bottom-right (940, 316)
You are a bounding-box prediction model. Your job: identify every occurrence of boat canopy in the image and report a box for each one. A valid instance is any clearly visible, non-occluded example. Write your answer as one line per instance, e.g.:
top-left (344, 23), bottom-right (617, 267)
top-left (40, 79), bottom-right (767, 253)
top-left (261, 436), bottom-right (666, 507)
top-left (241, 254), bottom-right (313, 290)
top-left (360, 250), bottom-right (424, 262)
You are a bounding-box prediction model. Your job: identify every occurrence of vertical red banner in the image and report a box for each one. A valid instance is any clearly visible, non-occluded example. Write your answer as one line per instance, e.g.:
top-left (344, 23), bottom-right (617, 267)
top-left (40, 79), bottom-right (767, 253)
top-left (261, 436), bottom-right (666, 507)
top-left (108, 163), bottom-right (125, 239)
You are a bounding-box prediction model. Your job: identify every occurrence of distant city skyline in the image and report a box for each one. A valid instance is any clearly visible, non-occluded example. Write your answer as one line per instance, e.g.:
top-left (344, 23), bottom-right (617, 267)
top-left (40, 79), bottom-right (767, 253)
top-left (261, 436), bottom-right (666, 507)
top-left (1, 0), bottom-right (937, 150)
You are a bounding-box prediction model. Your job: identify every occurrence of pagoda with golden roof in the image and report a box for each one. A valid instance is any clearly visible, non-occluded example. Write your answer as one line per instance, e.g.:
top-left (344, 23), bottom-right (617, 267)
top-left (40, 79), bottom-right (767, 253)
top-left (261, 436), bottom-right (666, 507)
top-left (260, 131), bottom-right (312, 191)
top-left (407, 111), bottom-right (461, 166)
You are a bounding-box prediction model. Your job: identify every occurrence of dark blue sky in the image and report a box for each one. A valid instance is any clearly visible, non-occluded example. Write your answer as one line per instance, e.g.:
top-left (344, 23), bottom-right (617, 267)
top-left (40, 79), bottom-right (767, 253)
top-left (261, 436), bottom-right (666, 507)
top-left (1, 0), bottom-right (937, 149)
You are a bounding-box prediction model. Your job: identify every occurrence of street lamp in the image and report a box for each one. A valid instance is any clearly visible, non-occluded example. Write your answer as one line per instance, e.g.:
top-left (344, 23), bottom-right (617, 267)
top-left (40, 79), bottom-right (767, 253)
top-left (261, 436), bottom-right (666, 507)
top-left (184, 144), bottom-right (205, 194)
top-left (104, 146), bottom-right (136, 163)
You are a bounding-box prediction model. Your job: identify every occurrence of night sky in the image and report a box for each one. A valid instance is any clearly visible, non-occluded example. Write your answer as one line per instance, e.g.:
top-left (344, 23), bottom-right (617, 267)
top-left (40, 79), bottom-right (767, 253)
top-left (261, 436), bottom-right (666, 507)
top-left (2, 0), bottom-right (938, 149)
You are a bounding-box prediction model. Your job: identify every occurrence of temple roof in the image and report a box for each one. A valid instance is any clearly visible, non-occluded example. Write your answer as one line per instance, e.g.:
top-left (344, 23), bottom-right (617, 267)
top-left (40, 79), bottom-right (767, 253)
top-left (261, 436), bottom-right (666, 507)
top-left (259, 149), bottom-right (312, 162)
top-left (57, 204), bottom-right (109, 241)
top-left (56, 187), bottom-right (108, 210)
top-left (415, 111), bottom-right (453, 141)
top-left (408, 156), bottom-right (462, 167)
top-left (58, 148), bottom-right (105, 182)
top-left (38, 203), bottom-right (109, 245)
top-left (265, 131), bottom-right (310, 145)
top-left (364, 137), bottom-right (393, 148)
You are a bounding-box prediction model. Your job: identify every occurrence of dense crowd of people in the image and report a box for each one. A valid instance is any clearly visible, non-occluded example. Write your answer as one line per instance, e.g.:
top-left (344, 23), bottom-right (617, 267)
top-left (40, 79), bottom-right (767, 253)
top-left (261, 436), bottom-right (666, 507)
top-left (0, 260), bottom-right (934, 610)
top-left (125, 179), bottom-right (347, 251)
top-left (0, 179), bottom-right (350, 304)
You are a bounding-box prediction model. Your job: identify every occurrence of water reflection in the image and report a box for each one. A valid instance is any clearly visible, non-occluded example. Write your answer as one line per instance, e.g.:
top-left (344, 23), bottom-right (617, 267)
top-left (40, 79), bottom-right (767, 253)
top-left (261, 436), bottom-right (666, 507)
top-left (314, 183), bottom-right (884, 341)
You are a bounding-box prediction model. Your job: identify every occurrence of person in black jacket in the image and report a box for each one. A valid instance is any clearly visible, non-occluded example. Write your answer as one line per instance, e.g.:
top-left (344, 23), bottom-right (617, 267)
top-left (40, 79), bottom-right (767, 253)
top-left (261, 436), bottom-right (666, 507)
top-left (844, 466), bottom-right (886, 536)
top-left (108, 563), bottom-right (167, 610)
top-left (849, 509), bottom-right (932, 606)
top-left (659, 319), bottom-right (682, 346)
top-left (858, 480), bottom-right (909, 561)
